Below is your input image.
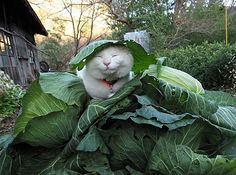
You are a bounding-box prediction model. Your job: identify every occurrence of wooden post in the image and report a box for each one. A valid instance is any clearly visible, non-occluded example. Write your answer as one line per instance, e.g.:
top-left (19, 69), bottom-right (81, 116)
top-left (225, 5), bottom-right (229, 46)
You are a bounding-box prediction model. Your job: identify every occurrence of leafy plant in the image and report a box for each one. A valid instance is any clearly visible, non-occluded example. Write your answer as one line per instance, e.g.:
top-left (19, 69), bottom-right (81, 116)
top-left (204, 53), bottom-right (236, 95)
top-left (161, 42), bottom-right (236, 93)
top-left (38, 37), bottom-right (74, 71)
top-left (0, 71), bottom-right (24, 117)
top-left (0, 41), bottom-right (236, 175)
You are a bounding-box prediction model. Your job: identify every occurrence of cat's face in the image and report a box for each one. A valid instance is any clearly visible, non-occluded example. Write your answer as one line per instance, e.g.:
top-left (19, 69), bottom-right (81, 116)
top-left (86, 46), bottom-right (134, 80)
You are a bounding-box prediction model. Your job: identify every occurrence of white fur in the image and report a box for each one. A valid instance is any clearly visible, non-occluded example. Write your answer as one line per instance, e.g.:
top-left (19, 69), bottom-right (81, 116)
top-left (77, 46), bottom-right (134, 99)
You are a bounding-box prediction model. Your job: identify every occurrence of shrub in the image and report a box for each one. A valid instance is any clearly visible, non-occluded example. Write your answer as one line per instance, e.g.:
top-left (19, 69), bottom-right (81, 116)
top-left (160, 42), bottom-right (236, 94)
top-left (204, 54), bottom-right (236, 95)
top-left (0, 71), bottom-right (24, 117)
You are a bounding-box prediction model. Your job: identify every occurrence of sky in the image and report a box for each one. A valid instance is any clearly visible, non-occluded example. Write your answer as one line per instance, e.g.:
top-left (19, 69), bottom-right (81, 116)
top-left (223, 0), bottom-right (236, 6)
top-left (30, 0), bottom-right (110, 42)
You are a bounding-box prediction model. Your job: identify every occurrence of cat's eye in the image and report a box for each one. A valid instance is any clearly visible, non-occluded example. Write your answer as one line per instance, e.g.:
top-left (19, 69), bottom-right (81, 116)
top-left (112, 55), bottom-right (117, 57)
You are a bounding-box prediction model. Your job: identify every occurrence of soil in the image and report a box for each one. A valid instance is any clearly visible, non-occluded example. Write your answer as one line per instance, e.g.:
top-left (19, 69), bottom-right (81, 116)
top-left (0, 110), bottom-right (19, 134)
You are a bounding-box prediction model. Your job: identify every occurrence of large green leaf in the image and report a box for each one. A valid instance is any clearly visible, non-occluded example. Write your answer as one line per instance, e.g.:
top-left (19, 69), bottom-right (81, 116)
top-left (76, 126), bottom-right (109, 154)
top-left (64, 151), bottom-right (113, 174)
top-left (39, 72), bottom-right (89, 106)
top-left (109, 94), bottom-right (197, 131)
top-left (101, 121), bottom-right (158, 172)
top-left (69, 40), bottom-right (156, 73)
top-left (144, 60), bottom-right (205, 94)
top-left (12, 145), bottom-right (63, 175)
top-left (204, 90), bottom-right (236, 106)
top-left (0, 149), bottom-right (12, 175)
top-left (0, 134), bottom-right (13, 149)
top-left (16, 107), bottom-right (79, 147)
top-left (148, 123), bottom-right (236, 175)
top-left (69, 40), bottom-right (116, 69)
top-left (111, 106), bottom-right (197, 130)
top-left (13, 81), bottom-right (68, 137)
top-left (142, 75), bottom-right (236, 136)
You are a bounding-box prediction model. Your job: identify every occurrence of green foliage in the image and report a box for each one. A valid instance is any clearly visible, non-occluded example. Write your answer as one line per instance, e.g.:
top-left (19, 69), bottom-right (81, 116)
top-left (38, 37), bottom-right (73, 71)
top-left (204, 53), bottom-right (236, 94)
top-left (145, 62), bottom-right (205, 94)
top-left (0, 71), bottom-right (24, 117)
top-left (107, 0), bottom-right (173, 50)
top-left (0, 45), bottom-right (236, 174)
top-left (161, 42), bottom-right (236, 93)
top-left (0, 70), bottom-right (236, 174)
top-left (108, 0), bottom-right (236, 49)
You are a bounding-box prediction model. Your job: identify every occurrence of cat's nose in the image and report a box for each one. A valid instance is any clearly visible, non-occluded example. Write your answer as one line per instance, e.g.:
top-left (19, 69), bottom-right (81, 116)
top-left (103, 61), bottom-right (111, 66)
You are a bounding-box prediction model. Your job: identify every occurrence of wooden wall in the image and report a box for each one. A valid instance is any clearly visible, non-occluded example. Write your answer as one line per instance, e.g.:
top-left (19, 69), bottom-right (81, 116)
top-left (0, 0), bottom-right (41, 87)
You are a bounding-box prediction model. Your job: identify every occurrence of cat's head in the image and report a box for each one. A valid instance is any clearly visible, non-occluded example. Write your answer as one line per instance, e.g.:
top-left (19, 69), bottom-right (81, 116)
top-left (86, 46), bottom-right (134, 80)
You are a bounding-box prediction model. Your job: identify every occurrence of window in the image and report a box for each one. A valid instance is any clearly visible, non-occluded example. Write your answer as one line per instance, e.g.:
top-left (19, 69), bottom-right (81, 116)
top-left (0, 31), bottom-right (14, 56)
top-left (5, 35), bottom-right (14, 56)
top-left (27, 45), bottom-right (35, 64)
top-left (0, 32), bottom-right (6, 53)
top-left (0, 31), bottom-right (15, 68)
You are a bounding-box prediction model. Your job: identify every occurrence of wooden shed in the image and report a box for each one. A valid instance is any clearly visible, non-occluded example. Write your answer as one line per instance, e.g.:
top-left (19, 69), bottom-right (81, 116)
top-left (0, 0), bottom-right (47, 87)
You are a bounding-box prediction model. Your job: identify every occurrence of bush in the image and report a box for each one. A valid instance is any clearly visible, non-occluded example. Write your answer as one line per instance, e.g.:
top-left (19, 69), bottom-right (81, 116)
top-left (160, 42), bottom-right (236, 94)
top-left (0, 71), bottom-right (24, 117)
top-left (204, 54), bottom-right (236, 95)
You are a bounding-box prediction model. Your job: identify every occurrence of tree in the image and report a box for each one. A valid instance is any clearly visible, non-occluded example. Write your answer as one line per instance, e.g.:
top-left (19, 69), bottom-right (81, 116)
top-left (38, 36), bottom-right (73, 71)
top-left (55, 0), bottom-right (104, 56)
top-left (29, 0), bottom-right (108, 70)
top-left (101, 0), bottom-right (174, 50)
top-left (102, 0), bottom-right (236, 50)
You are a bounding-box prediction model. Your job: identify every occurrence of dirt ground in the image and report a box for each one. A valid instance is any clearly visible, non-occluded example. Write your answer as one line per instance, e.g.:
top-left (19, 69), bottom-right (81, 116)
top-left (0, 111), bottom-right (18, 134)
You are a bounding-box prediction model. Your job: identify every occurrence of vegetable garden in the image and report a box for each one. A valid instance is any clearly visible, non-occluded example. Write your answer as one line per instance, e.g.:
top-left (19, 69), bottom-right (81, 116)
top-left (0, 40), bottom-right (236, 175)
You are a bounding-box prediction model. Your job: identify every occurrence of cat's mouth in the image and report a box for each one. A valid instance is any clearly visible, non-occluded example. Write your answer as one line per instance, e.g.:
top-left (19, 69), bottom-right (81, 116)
top-left (104, 66), bottom-right (117, 73)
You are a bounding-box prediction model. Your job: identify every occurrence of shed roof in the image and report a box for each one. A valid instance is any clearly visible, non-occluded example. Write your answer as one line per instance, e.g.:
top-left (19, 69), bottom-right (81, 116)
top-left (20, 0), bottom-right (48, 36)
top-left (2, 0), bottom-right (48, 36)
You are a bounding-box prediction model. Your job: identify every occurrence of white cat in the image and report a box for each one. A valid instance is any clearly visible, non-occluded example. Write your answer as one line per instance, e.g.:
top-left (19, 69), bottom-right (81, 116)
top-left (77, 46), bottom-right (134, 99)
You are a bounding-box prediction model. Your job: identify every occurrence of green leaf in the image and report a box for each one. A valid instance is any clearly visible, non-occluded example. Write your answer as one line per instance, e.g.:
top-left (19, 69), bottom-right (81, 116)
top-left (218, 137), bottom-right (236, 159)
top-left (102, 121), bottom-right (158, 172)
top-left (69, 40), bottom-right (156, 73)
top-left (142, 76), bottom-right (236, 136)
top-left (148, 122), bottom-right (236, 175)
top-left (39, 72), bottom-right (89, 106)
top-left (16, 107), bottom-right (79, 147)
top-left (204, 90), bottom-right (236, 106)
top-left (149, 144), bottom-right (236, 175)
top-left (47, 169), bottom-right (81, 175)
top-left (111, 106), bottom-right (197, 130)
top-left (0, 134), bottom-right (13, 149)
top-left (144, 64), bottom-right (205, 94)
top-left (0, 149), bottom-right (12, 175)
top-left (69, 40), bottom-right (117, 69)
top-left (64, 151), bottom-right (113, 174)
top-left (13, 80), bottom-right (68, 137)
top-left (76, 126), bottom-right (109, 154)
top-left (12, 145), bottom-right (63, 175)
top-left (209, 106), bottom-right (236, 136)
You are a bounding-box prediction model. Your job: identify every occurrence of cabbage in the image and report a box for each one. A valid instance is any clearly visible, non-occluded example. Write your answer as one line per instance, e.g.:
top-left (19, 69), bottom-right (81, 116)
top-left (146, 64), bottom-right (205, 94)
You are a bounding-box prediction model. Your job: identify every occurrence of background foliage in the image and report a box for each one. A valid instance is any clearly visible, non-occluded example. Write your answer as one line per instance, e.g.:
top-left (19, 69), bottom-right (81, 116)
top-left (0, 71), bottom-right (24, 117)
top-left (161, 42), bottom-right (236, 95)
top-left (106, 0), bottom-right (236, 50)
top-left (38, 36), bottom-right (73, 71)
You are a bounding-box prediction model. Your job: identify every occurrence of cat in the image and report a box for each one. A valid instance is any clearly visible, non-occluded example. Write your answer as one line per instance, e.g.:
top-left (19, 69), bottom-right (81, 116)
top-left (77, 46), bottom-right (134, 99)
